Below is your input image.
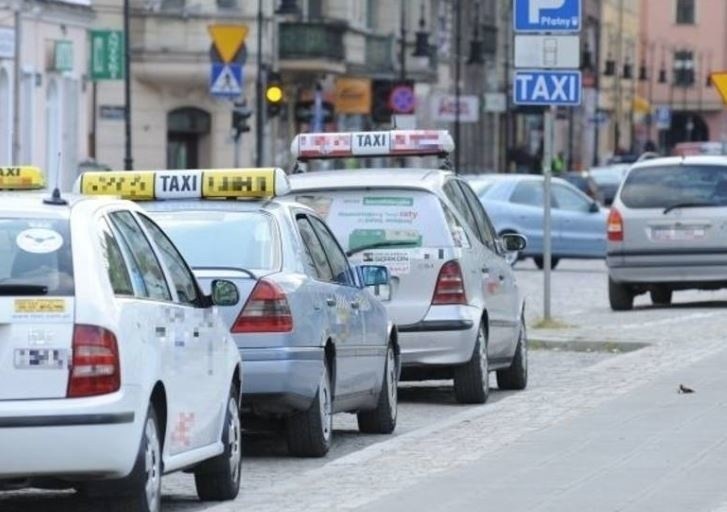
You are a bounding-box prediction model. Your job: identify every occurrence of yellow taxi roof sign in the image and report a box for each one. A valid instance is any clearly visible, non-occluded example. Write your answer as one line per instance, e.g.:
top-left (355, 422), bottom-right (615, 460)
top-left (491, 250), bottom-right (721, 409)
top-left (76, 168), bottom-right (289, 201)
top-left (0, 166), bottom-right (45, 190)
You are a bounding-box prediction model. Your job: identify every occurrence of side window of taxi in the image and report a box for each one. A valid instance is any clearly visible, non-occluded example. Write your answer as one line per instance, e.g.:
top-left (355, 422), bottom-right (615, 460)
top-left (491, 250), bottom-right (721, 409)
top-left (443, 181), bottom-right (481, 244)
top-left (109, 211), bottom-right (172, 302)
top-left (309, 217), bottom-right (356, 287)
top-left (456, 180), bottom-right (498, 252)
top-left (138, 214), bottom-right (199, 306)
top-left (296, 216), bottom-right (334, 282)
top-left (97, 217), bottom-right (134, 296)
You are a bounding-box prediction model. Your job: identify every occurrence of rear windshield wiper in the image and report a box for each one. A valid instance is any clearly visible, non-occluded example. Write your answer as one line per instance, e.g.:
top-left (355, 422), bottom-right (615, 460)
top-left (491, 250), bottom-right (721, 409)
top-left (0, 284), bottom-right (49, 296)
top-left (346, 241), bottom-right (416, 257)
top-left (663, 202), bottom-right (719, 214)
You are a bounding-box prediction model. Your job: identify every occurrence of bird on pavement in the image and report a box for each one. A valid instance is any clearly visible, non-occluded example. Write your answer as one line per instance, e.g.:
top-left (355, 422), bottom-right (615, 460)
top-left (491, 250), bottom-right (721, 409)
top-left (678, 384), bottom-right (695, 394)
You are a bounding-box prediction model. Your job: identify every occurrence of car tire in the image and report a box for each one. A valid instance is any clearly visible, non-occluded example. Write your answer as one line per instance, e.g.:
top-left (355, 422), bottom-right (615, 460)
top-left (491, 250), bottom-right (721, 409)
top-left (357, 344), bottom-right (398, 434)
top-left (534, 256), bottom-right (559, 270)
top-left (453, 323), bottom-right (490, 404)
top-left (650, 287), bottom-right (672, 306)
top-left (102, 406), bottom-right (162, 512)
top-left (496, 318), bottom-right (528, 391)
top-left (194, 387), bottom-right (242, 501)
top-left (609, 277), bottom-right (634, 311)
top-left (286, 363), bottom-right (333, 457)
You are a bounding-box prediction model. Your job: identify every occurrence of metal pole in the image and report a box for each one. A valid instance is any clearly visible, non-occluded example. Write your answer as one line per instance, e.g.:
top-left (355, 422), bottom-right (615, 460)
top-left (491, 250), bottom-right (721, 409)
top-left (454, 0), bottom-right (461, 172)
top-left (399, 0), bottom-right (406, 81)
top-left (255, 0), bottom-right (264, 166)
top-left (91, 82), bottom-right (97, 159)
top-left (646, 43), bottom-right (654, 143)
top-left (504, 0), bottom-right (512, 171)
top-left (543, 106), bottom-right (554, 321)
top-left (123, 0), bottom-right (133, 169)
top-left (11, 6), bottom-right (21, 164)
top-left (592, 17), bottom-right (601, 167)
top-left (614, 0), bottom-right (623, 153)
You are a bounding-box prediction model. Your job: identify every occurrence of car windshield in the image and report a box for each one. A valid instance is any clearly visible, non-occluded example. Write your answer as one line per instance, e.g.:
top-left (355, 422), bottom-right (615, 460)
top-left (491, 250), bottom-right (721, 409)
top-left (150, 211), bottom-right (279, 271)
top-left (620, 165), bottom-right (727, 209)
top-left (590, 166), bottom-right (627, 186)
top-left (0, 218), bottom-right (74, 296)
top-left (295, 189), bottom-right (453, 252)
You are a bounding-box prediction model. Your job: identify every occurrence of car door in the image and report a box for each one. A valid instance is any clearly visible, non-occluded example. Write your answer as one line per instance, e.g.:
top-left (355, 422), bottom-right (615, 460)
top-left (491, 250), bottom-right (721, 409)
top-left (136, 213), bottom-right (227, 448)
top-left (310, 216), bottom-right (386, 395)
top-left (508, 180), bottom-right (546, 255)
top-left (551, 183), bottom-right (606, 257)
top-left (457, 180), bottom-right (519, 358)
top-left (294, 215), bottom-right (352, 404)
top-left (108, 210), bottom-right (205, 455)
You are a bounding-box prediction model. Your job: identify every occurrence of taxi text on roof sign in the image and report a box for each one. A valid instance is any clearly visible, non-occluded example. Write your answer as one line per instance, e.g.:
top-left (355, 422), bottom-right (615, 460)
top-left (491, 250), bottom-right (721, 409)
top-left (290, 130), bottom-right (455, 161)
top-left (77, 168), bottom-right (290, 200)
top-left (0, 166), bottom-right (45, 190)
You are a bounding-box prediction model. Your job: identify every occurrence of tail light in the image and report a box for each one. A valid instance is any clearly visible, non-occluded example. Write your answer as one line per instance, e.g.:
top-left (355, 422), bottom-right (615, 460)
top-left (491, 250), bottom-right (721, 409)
top-left (432, 260), bottom-right (467, 305)
top-left (607, 208), bottom-right (624, 242)
top-left (67, 325), bottom-right (120, 398)
top-left (231, 280), bottom-right (293, 333)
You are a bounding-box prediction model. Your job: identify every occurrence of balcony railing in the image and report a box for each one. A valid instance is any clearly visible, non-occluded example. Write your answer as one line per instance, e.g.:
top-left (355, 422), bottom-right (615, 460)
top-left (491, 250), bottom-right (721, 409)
top-left (279, 21), bottom-right (346, 61)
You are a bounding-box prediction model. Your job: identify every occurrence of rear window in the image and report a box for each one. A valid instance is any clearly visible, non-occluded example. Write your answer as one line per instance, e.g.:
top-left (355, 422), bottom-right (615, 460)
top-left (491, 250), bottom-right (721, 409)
top-left (150, 211), bottom-right (279, 271)
top-left (295, 190), bottom-right (453, 252)
top-left (0, 218), bottom-right (74, 296)
top-left (620, 165), bottom-right (727, 209)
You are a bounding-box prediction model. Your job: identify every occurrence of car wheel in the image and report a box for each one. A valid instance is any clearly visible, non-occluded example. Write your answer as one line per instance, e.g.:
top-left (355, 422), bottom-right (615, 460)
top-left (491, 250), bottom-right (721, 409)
top-left (102, 406), bottom-right (162, 512)
top-left (609, 277), bottom-right (634, 311)
top-left (496, 317), bottom-right (528, 390)
top-left (194, 387), bottom-right (242, 501)
top-left (533, 256), bottom-right (559, 270)
top-left (357, 343), bottom-right (398, 434)
top-left (650, 287), bottom-right (672, 306)
top-left (453, 323), bottom-right (490, 404)
top-left (286, 363), bottom-right (333, 457)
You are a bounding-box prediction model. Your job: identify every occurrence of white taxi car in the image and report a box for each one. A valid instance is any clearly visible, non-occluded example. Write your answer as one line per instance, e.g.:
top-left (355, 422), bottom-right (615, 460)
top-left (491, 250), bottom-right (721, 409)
top-left (0, 167), bottom-right (243, 512)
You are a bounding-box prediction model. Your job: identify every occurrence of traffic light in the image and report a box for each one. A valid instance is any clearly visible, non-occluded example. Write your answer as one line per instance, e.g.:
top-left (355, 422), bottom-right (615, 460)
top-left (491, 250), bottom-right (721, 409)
top-left (232, 101), bottom-right (252, 140)
top-left (265, 71), bottom-right (284, 118)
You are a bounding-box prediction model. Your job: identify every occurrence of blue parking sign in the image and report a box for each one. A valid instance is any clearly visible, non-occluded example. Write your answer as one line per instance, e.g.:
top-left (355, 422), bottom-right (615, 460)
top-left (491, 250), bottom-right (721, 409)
top-left (514, 70), bottom-right (582, 106)
top-left (514, 0), bottom-right (581, 32)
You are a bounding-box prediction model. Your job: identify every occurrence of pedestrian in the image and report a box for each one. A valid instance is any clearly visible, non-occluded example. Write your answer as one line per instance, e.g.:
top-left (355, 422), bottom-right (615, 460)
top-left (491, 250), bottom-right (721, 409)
top-left (551, 151), bottom-right (566, 175)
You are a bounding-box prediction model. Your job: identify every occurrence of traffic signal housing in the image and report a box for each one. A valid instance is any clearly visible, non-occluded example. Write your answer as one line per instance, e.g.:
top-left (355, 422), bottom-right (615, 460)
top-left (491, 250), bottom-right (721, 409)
top-left (232, 101), bottom-right (252, 140)
top-left (266, 71), bottom-right (284, 118)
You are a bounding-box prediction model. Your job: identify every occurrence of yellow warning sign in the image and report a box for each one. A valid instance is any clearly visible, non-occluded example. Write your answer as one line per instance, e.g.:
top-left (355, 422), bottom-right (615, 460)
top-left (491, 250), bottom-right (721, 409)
top-left (208, 24), bottom-right (248, 63)
top-left (711, 72), bottom-right (727, 106)
top-left (15, 299), bottom-right (66, 314)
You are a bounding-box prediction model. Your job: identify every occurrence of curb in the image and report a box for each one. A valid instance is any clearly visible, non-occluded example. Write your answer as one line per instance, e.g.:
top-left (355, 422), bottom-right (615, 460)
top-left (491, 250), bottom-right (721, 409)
top-left (530, 338), bottom-right (650, 353)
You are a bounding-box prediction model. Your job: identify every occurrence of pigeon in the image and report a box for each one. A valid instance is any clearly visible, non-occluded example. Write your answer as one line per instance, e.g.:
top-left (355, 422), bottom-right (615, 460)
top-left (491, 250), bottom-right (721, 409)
top-left (678, 384), bottom-right (695, 394)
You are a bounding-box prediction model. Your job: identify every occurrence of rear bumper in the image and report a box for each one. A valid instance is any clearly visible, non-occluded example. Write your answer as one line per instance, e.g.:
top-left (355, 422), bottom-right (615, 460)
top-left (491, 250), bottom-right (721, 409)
top-left (0, 386), bottom-right (143, 480)
top-left (608, 256), bottom-right (727, 285)
top-left (397, 305), bottom-right (480, 366)
top-left (240, 347), bottom-right (324, 415)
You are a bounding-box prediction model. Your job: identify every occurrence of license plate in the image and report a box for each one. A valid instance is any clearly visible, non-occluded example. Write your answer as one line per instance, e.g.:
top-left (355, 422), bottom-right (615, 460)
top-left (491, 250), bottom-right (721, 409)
top-left (651, 228), bottom-right (705, 241)
top-left (14, 348), bottom-right (67, 369)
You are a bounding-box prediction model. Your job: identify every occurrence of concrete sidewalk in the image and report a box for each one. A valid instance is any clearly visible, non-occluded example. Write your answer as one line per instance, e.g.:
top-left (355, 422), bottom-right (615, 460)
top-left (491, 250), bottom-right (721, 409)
top-left (358, 344), bottom-right (727, 512)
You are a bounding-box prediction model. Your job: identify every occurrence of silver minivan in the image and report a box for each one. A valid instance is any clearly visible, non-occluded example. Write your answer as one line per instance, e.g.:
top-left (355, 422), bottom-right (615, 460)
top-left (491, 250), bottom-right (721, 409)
top-left (289, 169), bottom-right (528, 404)
top-left (607, 156), bottom-right (727, 310)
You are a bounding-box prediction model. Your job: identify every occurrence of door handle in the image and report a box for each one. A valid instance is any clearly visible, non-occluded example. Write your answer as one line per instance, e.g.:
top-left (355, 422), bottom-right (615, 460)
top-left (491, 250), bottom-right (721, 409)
top-left (326, 297), bottom-right (336, 307)
top-left (482, 267), bottom-right (490, 273)
top-left (498, 274), bottom-right (506, 282)
top-left (350, 300), bottom-right (360, 310)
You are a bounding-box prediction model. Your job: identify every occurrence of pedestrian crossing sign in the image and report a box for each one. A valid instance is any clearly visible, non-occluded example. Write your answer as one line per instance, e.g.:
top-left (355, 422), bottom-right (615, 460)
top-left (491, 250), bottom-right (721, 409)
top-left (210, 63), bottom-right (243, 98)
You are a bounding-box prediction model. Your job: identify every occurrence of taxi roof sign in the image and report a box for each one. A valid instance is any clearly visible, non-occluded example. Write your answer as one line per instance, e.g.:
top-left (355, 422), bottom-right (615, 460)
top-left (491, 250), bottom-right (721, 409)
top-left (76, 168), bottom-right (289, 201)
top-left (290, 130), bottom-right (455, 161)
top-left (0, 166), bottom-right (45, 190)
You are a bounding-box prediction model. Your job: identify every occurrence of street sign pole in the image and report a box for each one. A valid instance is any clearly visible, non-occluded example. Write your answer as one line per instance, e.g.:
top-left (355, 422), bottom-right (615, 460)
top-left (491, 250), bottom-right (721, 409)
top-left (123, 0), bottom-right (133, 170)
top-left (543, 105), bottom-right (555, 321)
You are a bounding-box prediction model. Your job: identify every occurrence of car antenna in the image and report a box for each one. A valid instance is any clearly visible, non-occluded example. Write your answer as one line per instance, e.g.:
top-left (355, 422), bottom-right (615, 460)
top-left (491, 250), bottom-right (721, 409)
top-left (43, 152), bottom-right (68, 205)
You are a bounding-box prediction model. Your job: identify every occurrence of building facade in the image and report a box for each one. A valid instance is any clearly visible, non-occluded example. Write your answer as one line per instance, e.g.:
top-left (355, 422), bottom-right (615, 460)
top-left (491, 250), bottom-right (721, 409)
top-left (0, 0), bottom-right (93, 190)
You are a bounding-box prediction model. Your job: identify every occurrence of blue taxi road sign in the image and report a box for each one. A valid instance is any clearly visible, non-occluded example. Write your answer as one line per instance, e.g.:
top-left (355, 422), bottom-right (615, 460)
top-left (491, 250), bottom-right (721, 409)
top-left (514, 70), bottom-right (582, 106)
top-left (514, 0), bottom-right (581, 32)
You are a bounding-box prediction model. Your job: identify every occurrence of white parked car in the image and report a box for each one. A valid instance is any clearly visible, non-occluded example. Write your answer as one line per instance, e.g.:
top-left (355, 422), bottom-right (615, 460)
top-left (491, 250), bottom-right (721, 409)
top-left (0, 167), bottom-right (243, 512)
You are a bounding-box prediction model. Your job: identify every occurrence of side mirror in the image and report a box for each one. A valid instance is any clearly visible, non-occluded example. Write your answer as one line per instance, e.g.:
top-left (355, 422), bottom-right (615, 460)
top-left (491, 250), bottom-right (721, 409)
top-left (211, 279), bottom-right (240, 307)
top-left (589, 201), bottom-right (600, 213)
top-left (357, 265), bottom-right (392, 301)
top-left (501, 233), bottom-right (527, 252)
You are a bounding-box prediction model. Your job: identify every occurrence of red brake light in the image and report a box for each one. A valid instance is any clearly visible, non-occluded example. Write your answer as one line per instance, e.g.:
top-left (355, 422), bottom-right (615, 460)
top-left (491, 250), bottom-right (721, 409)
top-left (67, 325), bottom-right (120, 398)
top-left (607, 208), bottom-right (624, 242)
top-left (231, 280), bottom-right (293, 333)
top-left (432, 260), bottom-right (467, 305)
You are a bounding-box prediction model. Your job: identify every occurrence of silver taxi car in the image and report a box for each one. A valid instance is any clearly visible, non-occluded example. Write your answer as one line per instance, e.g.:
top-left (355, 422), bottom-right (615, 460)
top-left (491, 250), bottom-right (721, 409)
top-left (288, 130), bottom-right (528, 404)
top-left (607, 156), bottom-right (727, 310)
top-left (78, 168), bottom-right (398, 458)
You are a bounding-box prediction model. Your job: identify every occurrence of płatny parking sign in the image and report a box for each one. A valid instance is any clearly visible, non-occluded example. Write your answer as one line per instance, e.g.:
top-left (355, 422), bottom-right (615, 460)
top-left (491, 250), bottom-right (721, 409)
top-left (513, 70), bottom-right (582, 106)
top-left (514, 0), bottom-right (581, 32)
